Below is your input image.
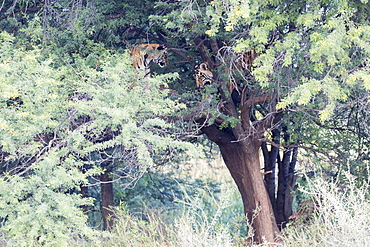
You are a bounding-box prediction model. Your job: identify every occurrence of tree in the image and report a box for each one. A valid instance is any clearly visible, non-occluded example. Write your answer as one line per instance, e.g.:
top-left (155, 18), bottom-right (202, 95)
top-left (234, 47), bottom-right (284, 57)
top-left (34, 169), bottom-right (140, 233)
top-left (1, 0), bottom-right (369, 245)
top-left (149, 0), bottom-right (370, 243)
top-left (0, 23), bottom-right (198, 244)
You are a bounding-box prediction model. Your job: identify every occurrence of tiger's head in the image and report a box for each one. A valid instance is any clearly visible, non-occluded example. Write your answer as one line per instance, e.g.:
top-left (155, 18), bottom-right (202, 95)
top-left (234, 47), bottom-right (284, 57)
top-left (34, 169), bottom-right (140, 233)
top-left (150, 44), bottom-right (168, 68)
top-left (131, 44), bottom-right (168, 77)
top-left (194, 62), bottom-right (214, 88)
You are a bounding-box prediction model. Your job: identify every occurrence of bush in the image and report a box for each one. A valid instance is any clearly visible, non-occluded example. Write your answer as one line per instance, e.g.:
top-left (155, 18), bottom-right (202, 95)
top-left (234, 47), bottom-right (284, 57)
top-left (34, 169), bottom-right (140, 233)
top-left (72, 177), bottom-right (247, 247)
top-left (282, 174), bottom-right (370, 247)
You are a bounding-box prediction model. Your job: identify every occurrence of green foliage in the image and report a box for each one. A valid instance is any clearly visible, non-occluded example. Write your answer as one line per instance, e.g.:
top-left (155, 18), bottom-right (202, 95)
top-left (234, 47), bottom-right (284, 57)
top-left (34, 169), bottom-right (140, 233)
top-left (0, 160), bottom-right (96, 246)
top-left (150, 1), bottom-right (210, 38)
top-left (114, 170), bottom-right (222, 213)
top-left (1, 0), bottom-right (369, 244)
top-left (203, 0), bottom-right (370, 120)
top-left (77, 175), bottom-right (246, 247)
top-left (150, 0), bottom-right (370, 189)
top-left (0, 29), bottom-right (197, 245)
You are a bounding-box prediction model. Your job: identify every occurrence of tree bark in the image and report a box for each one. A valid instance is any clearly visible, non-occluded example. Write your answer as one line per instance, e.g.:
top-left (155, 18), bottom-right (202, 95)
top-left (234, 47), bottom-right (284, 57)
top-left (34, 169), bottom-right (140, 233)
top-left (275, 145), bottom-right (298, 227)
top-left (194, 36), bottom-right (217, 69)
top-left (101, 164), bottom-right (114, 230)
top-left (259, 124), bottom-right (299, 229)
top-left (262, 129), bottom-right (280, 211)
top-left (284, 147), bottom-right (298, 220)
top-left (80, 184), bottom-right (89, 213)
top-left (202, 124), bottom-right (280, 244)
top-left (276, 151), bottom-right (287, 226)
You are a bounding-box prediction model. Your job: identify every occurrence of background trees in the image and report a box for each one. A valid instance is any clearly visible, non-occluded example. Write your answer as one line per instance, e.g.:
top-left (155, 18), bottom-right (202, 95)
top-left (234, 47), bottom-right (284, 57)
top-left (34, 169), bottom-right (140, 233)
top-left (0, 2), bottom-right (196, 243)
top-left (0, 0), bottom-right (369, 245)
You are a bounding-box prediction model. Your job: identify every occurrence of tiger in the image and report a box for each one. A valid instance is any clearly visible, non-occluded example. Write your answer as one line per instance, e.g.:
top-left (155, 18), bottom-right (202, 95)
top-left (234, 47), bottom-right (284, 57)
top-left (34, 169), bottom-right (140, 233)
top-left (194, 61), bottom-right (235, 93)
top-left (194, 62), bottom-right (214, 87)
top-left (130, 44), bottom-right (168, 77)
top-left (227, 50), bottom-right (259, 92)
top-left (236, 50), bottom-right (258, 72)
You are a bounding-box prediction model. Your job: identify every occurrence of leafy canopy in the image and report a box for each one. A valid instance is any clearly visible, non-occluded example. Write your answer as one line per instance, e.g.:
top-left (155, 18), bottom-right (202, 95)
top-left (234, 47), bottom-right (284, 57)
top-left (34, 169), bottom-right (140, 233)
top-left (0, 29), bottom-right (197, 245)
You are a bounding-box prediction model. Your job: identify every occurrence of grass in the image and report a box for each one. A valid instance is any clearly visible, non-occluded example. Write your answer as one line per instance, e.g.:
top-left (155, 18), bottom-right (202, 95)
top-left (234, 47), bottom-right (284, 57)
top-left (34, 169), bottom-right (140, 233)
top-left (75, 174), bottom-right (370, 247)
top-left (282, 174), bottom-right (370, 247)
top-left (91, 183), bottom-right (244, 247)
top-left (69, 158), bottom-right (370, 247)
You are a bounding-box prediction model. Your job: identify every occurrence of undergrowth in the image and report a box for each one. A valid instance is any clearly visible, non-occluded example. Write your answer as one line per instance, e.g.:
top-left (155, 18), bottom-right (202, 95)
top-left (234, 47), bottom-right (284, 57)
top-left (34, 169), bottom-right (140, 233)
top-left (91, 183), bottom-right (246, 247)
top-left (70, 172), bottom-right (370, 247)
top-left (282, 174), bottom-right (370, 247)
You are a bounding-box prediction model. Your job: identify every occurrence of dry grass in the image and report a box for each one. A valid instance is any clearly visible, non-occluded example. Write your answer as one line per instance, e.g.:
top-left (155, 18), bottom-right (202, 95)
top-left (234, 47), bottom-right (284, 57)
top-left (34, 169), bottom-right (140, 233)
top-left (93, 174), bottom-right (370, 247)
top-left (94, 184), bottom-right (241, 247)
top-left (70, 158), bottom-right (370, 247)
top-left (282, 174), bottom-right (370, 247)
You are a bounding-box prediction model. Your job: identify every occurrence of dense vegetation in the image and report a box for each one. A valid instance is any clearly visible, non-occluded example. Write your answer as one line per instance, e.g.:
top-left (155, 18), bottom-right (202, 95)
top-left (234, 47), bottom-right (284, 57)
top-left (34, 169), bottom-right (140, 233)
top-left (0, 0), bottom-right (369, 246)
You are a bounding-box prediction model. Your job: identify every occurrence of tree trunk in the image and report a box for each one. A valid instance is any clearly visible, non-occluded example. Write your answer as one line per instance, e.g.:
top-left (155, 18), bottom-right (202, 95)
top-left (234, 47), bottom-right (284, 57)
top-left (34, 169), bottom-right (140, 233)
top-left (80, 184), bottom-right (89, 213)
top-left (262, 129), bottom-right (280, 211)
top-left (101, 165), bottom-right (114, 230)
top-left (202, 124), bottom-right (280, 244)
top-left (259, 126), bottom-right (299, 229)
top-left (284, 147), bottom-right (298, 220)
top-left (276, 145), bottom-right (298, 227)
top-left (276, 151), bottom-right (286, 226)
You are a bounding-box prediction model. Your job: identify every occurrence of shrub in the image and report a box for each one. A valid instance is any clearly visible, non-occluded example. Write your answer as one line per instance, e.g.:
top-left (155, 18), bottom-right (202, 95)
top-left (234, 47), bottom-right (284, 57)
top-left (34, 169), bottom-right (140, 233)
top-left (282, 174), bottom-right (370, 247)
